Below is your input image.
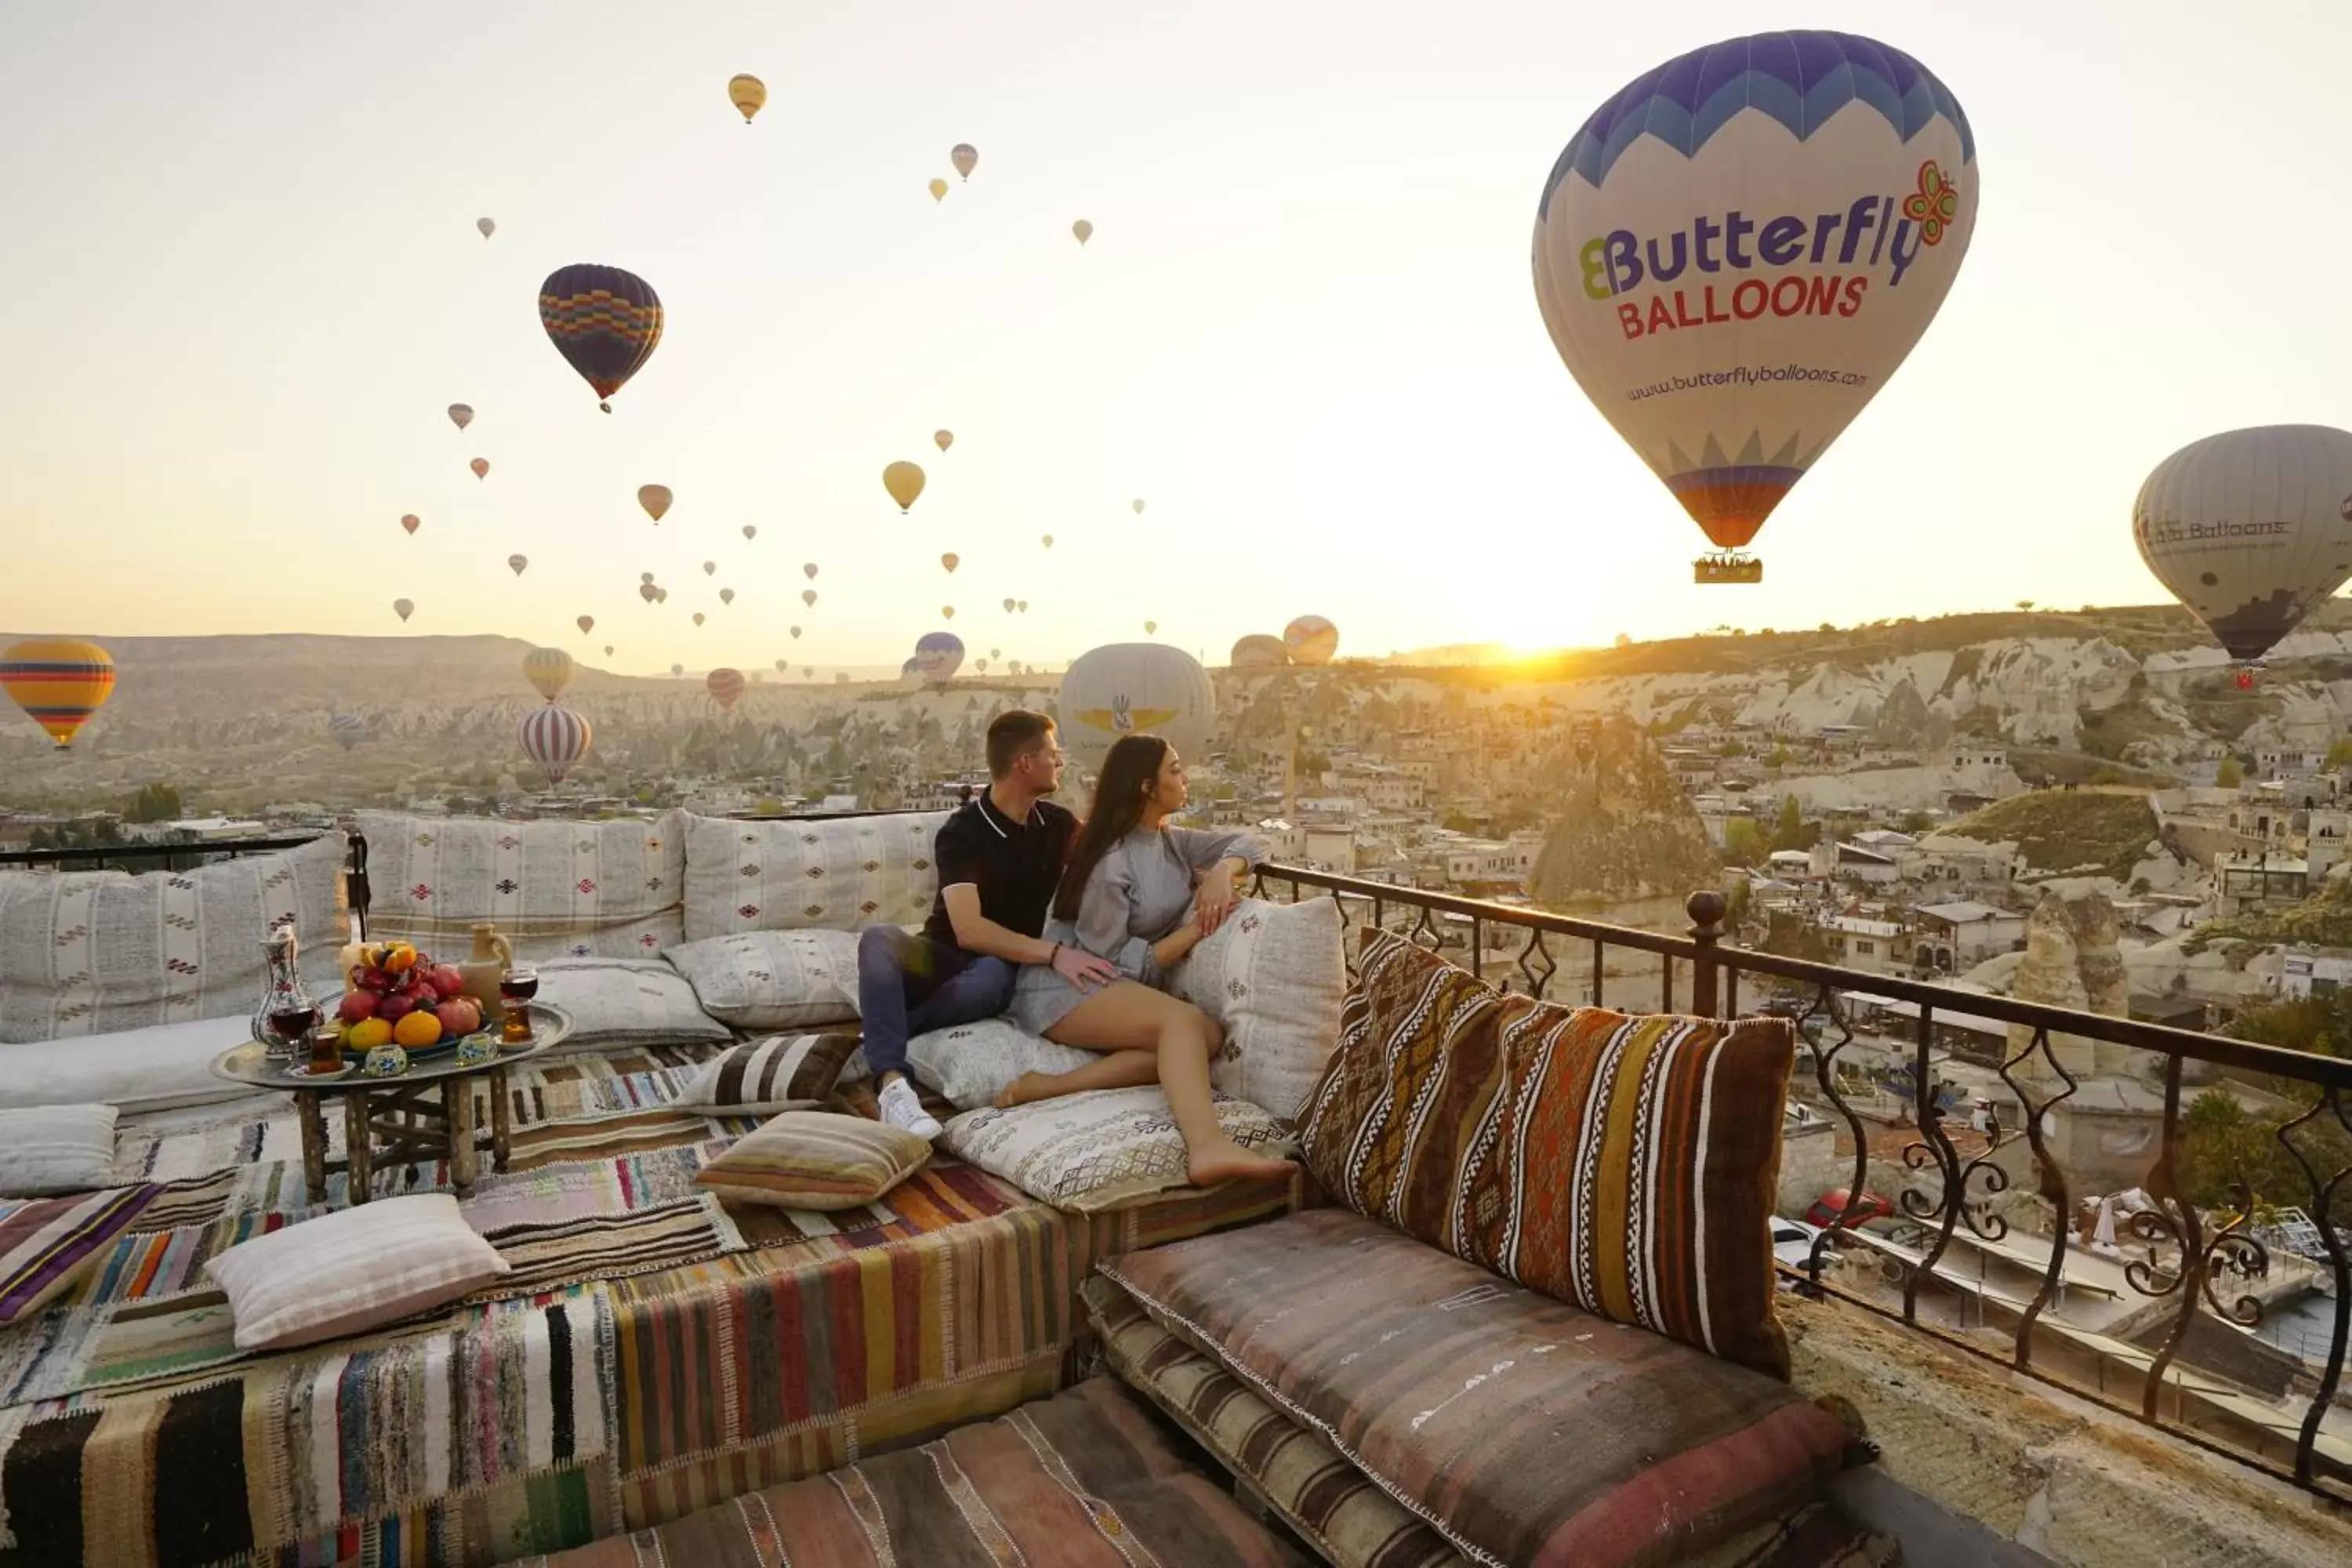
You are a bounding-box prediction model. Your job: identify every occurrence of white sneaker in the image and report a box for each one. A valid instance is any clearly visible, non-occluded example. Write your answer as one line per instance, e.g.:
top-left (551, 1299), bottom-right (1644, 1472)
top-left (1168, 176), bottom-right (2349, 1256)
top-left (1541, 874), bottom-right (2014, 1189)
top-left (878, 1076), bottom-right (944, 1140)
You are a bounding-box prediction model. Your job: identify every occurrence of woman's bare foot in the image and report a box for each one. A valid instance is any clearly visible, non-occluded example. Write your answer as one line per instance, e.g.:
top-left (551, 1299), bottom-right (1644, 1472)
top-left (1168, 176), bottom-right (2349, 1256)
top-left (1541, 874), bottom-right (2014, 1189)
top-left (1186, 1138), bottom-right (1295, 1188)
top-left (996, 1071), bottom-right (1051, 1109)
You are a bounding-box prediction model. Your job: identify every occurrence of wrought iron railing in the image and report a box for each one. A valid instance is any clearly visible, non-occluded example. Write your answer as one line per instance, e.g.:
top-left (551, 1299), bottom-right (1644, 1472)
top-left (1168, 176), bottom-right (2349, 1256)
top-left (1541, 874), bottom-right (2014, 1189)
top-left (1246, 865), bottom-right (2352, 1501)
top-left (2, 833), bottom-right (372, 940)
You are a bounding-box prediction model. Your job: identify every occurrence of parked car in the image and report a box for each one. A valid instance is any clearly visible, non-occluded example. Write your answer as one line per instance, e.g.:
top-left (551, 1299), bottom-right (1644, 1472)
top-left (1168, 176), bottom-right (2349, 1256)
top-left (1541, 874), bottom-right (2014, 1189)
top-left (1804, 1188), bottom-right (1897, 1230)
top-left (1771, 1216), bottom-right (1826, 1269)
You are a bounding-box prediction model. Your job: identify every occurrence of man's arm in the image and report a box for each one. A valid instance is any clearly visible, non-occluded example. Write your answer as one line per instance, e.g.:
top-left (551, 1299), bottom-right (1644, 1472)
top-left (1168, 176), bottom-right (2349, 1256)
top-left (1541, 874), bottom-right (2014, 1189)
top-left (941, 884), bottom-right (1056, 964)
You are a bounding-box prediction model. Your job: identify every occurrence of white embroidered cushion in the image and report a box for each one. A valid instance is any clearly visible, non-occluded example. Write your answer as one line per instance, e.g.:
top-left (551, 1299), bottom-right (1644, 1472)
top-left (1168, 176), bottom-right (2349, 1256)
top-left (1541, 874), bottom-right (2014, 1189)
top-left (203, 1192), bottom-right (510, 1350)
top-left (907, 1017), bottom-right (1098, 1113)
top-left (1164, 896), bottom-right (1345, 1122)
top-left (942, 1088), bottom-right (1294, 1213)
top-left (355, 810), bottom-right (685, 961)
top-left (662, 930), bottom-right (862, 1029)
top-left (0, 1104), bottom-right (118, 1196)
top-left (679, 811), bottom-right (952, 941)
top-left (534, 958), bottom-right (731, 1048)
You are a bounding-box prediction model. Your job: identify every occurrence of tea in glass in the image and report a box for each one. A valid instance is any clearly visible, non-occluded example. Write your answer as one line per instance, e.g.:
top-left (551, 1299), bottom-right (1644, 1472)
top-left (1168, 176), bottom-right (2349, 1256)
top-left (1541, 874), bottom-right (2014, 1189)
top-left (500, 967), bottom-right (539, 1044)
top-left (307, 1025), bottom-right (343, 1075)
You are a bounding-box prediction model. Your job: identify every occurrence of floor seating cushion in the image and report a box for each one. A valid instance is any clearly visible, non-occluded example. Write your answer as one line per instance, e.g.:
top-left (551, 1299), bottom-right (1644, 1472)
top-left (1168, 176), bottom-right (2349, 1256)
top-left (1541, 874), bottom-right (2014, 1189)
top-left (1166, 894), bottom-right (1347, 1121)
top-left (355, 810), bottom-right (687, 960)
top-left (662, 927), bottom-right (862, 1029)
top-left (511, 1376), bottom-right (1312, 1568)
top-left (944, 1086), bottom-right (1296, 1211)
top-left (0, 1015), bottom-right (286, 1114)
top-left (1095, 1208), bottom-right (1861, 1568)
top-left (533, 956), bottom-right (731, 1050)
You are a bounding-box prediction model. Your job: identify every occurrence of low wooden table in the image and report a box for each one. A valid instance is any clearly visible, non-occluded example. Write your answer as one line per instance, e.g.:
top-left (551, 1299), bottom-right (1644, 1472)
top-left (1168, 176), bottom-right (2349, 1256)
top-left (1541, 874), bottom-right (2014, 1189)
top-left (211, 1002), bottom-right (573, 1202)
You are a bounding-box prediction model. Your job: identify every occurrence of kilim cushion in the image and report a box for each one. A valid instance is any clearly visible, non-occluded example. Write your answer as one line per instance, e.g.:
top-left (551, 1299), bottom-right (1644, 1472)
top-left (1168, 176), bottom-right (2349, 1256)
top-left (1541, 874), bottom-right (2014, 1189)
top-left (1298, 927), bottom-right (1796, 1377)
top-left (0, 832), bottom-right (349, 1044)
top-left (0, 1184), bottom-right (161, 1325)
top-left (695, 1109), bottom-right (931, 1210)
top-left (202, 1192), bottom-right (510, 1350)
top-left (942, 1086), bottom-right (1295, 1213)
top-left (673, 1030), bottom-right (860, 1116)
top-left (355, 809), bottom-right (686, 960)
top-left (1166, 895), bottom-right (1347, 1121)
top-left (662, 927), bottom-right (862, 1029)
top-left (679, 808), bottom-right (952, 942)
top-left (0, 1103), bottom-right (119, 1196)
top-left (1098, 1210), bottom-right (1858, 1568)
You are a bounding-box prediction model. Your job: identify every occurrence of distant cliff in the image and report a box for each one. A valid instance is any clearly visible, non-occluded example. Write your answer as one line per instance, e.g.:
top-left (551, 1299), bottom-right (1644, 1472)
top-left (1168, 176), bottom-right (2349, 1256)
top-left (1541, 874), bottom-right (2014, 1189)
top-left (1528, 715), bottom-right (1720, 907)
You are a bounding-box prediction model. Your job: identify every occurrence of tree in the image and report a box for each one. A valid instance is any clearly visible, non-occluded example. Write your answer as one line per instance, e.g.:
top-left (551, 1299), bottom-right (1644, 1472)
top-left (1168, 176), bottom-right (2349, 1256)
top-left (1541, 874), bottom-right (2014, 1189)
top-left (2326, 737), bottom-right (2352, 770)
top-left (1897, 811), bottom-right (1936, 836)
top-left (126, 782), bottom-right (182, 824)
top-left (2173, 1089), bottom-right (2352, 1216)
top-left (2016, 600), bottom-right (2035, 612)
top-left (2216, 757), bottom-right (2245, 789)
top-left (1770, 797), bottom-right (1810, 854)
top-left (1761, 911), bottom-right (1831, 963)
top-left (1722, 816), bottom-right (1768, 867)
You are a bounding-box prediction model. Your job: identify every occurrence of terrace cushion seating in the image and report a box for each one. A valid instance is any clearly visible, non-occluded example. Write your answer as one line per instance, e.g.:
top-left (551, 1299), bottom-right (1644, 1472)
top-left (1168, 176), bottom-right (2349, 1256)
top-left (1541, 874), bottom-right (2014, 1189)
top-left (661, 927), bottom-right (863, 1029)
top-left (680, 808), bottom-right (951, 940)
top-left (354, 808), bottom-right (688, 960)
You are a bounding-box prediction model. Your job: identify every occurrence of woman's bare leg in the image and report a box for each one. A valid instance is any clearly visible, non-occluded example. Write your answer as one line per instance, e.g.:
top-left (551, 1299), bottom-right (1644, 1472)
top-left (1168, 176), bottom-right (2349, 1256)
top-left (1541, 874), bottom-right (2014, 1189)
top-left (996, 1050), bottom-right (1157, 1108)
top-left (1044, 982), bottom-right (1292, 1185)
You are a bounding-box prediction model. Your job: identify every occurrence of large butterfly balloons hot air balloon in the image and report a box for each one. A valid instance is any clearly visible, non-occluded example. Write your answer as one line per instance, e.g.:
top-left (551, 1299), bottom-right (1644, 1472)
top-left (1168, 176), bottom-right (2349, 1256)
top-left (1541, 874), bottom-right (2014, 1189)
top-left (539, 264), bottom-right (663, 412)
top-left (1, 639), bottom-right (116, 750)
top-left (1059, 644), bottom-right (1215, 771)
top-left (913, 632), bottom-right (964, 682)
top-left (519, 706), bottom-right (591, 785)
top-left (1231, 634), bottom-right (1288, 670)
top-left (884, 462), bottom-right (926, 513)
top-left (638, 484), bottom-right (672, 522)
top-left (1531, 31), bottom-right (1977, 583)
top-left (448, 404), bottom-right (474, 431)
top-left (522, 646), bottom-right (575, 703)
top-left (1283, 615), bottom-right (1338, 666)
top-left (728, 74), bottom-right (767, 123)
top-left (706, 666), bottom-right (746, 710)
top-left (2133, 425), bottom-right (2352, 664)
top-left (951, 143), bottom-right (978, 180)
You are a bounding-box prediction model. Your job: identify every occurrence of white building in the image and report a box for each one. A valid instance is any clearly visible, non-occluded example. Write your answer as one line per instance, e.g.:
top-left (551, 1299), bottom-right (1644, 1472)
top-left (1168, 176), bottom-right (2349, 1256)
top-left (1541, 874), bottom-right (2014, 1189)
top-left (2282, 947), bottom-right (2352, 1000)
top-left (1824, 915), bottom-right (1904, 975)
top-left (1911, 900), bottom-right (2026, 973)
top-left (1813, 840), bottom-right (1901, 886)
top-left (1907, 833), bottom-right (2017, 887)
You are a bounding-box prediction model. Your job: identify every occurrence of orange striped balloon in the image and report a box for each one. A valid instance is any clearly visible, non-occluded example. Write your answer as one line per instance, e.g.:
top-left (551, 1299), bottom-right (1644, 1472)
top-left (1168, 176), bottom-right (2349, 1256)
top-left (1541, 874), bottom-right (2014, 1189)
top-left (1, 638), bottom-right (117, 749)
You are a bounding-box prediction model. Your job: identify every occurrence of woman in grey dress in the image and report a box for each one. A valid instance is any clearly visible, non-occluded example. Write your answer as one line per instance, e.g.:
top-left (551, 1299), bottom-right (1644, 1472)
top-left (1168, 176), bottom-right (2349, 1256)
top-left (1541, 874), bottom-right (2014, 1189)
top-left (1000, 734), bottom-right (1294, 1187)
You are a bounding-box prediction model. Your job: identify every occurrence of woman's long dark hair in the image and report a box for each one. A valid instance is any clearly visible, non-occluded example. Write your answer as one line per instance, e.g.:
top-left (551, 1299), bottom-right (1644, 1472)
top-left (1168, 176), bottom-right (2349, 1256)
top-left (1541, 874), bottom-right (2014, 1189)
top-left (1054, 735), bottom-right (1171, 922)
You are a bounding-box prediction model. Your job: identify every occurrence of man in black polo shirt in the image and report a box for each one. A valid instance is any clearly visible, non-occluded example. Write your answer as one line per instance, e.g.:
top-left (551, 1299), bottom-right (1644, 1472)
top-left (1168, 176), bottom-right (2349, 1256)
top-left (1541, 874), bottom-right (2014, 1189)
top-left (858, 710), bottom-right (1116, 1138)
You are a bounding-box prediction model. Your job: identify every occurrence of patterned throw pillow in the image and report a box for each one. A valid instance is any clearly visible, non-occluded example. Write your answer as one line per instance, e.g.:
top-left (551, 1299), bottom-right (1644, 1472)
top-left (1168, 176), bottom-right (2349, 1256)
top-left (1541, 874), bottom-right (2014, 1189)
top-left (943, 1087), bottom-right (1295, 1213)
top-left (695, 1111), bottom-right (931, 1210)
top-left (1165, 896), bottom-right (1345, 1122)
top-left (1299, 927), bottom-right (1798, 1378)
top-left (354, 810), bottom-right (686, 961)
top-left (203, 1192), bottom-right (511, 1350)
top-left (0, 833), bottom-right (348, 1044)
top-left (674, 1032), bottom-right (861, 1116)
top-left (0, 1184), bottom-right (162, 1325)
top-left (662, 929), bottom-right (862, 1029)
top-left (535, 958), bottom-right (731, 1048)
top-left (679, 810), bottom-right (952, 942)
top-left (0, 1104), bottom-right (119, 1196)
top-left (907, 1016), bottom-right (1098, 1112)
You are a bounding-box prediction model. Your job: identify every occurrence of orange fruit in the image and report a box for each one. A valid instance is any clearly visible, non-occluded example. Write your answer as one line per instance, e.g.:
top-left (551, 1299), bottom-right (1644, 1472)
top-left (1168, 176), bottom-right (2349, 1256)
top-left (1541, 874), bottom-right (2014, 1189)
top-left (384, 944), bottom-right (418, 975)
top-left (347, 1018), bottom-right (393, 1051)
top-left (392, 1010), bottom-right (441, 1047)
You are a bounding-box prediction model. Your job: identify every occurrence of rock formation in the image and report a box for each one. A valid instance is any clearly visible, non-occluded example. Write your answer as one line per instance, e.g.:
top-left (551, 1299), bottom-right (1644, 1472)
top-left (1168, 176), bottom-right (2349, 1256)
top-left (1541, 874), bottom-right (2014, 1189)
top-left (1528, 715), bottom-right (1720, 909)
top-left (2008, 883), bottom-right (2131, 1081)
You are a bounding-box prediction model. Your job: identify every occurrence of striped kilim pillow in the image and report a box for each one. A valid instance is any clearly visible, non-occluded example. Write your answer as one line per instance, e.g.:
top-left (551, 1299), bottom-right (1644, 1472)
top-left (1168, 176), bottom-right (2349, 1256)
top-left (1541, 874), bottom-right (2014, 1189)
top-left (0, 1184), bottom-right (162, 1324)
top-left (674, 1031), bottom-right (861, 1115)
top-left (695, 1111), bottom-right (931, 1210)
top-left (1298, 927), bottom-right (1797, 1377)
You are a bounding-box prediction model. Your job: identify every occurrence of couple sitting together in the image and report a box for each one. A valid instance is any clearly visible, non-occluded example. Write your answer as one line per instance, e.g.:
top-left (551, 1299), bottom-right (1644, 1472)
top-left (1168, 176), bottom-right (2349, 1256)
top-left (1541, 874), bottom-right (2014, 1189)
top-left (858, 709), bottom-right (1294, 1188)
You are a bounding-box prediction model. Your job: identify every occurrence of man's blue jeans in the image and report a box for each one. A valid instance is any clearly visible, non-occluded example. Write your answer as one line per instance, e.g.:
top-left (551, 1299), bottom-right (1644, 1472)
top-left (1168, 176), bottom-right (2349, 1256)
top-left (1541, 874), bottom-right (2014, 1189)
top-left (856, 927), bottom-right (1016, 1078)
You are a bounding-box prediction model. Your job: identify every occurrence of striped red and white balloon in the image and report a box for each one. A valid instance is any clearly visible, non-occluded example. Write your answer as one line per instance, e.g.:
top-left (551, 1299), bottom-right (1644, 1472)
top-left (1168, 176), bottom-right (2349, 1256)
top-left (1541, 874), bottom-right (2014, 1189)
top-left (518, 706), bottom-right (591, 784)
top-left (706, 666), bottom-right (746, 710)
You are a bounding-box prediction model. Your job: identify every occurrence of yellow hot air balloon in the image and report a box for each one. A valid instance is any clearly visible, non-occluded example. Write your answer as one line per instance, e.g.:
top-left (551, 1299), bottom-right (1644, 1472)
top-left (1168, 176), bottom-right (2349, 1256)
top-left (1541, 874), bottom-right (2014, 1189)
top-left (448, 404), bottom-right (474, 431)
top-left (1040, 533), bottom-right (1054, 549)
top-left (951, 143), bottom-right (978, 180)
top-left (1072, 220), bottom-right (1093, 245)
top-left (1144, 620), bottom-right (1157, 635)
top-left (883, 461), bottom-right (926, 513)
top-left (1, 639), bottom-right (116, 750)
top-left (522, 646), bottom-right (575, 703)
top-left (942, 605), bottom-right (956, 620)
top-left (941, 552), bottom-right (960, 573)
top-left (935, 429), bottom-right (953, 452)
top-left (656, 587), bottom-right (670, 604)
top-left (507, 554), bottom-right (528, 576)
top-left (929, 178), bottom-right (949, 203)
top-left (477, 217), bottom-right (495, 240)
top-left (728, 74), bottom-right (767, 124)
top-left (639, 484), bottom-right (672, 522)
top-left (470, 457), bottom-right (489, 480)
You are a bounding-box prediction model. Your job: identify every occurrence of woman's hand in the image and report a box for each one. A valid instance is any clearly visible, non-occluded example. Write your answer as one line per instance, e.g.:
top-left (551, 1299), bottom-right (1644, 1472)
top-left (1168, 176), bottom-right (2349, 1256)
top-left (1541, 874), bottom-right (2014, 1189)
top-left (1193, 869), bottom-right (1240, 935)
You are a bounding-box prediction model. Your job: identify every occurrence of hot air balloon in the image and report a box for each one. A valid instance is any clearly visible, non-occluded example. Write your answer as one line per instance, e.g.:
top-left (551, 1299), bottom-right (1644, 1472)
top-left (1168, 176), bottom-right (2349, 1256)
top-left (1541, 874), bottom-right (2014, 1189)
top-left (1231, 634), bottom-right (1288, 670)
top-left (728, 74), bottom-right (766, 123)
top-left (884, 461), bottom-right (926, 513)
top-left (941, 605), bottom-right (956, 620)
top-left (1017, 599), bottom-right (1029, 612)
top-left (975, 659), bottom-right (989, 673)
top-left (507, 554), bottom-right (528, 576)
top-left (692, 612), bottom-right (706, 627)
top-left (941, 553), bottom-right (960, 573)
top-left (604, 644), bottom-right (614, 655)
top-left (742, 525), bottom-right (757, 540)
top-left (639, 485), bottom-right (673, 522)
top-left (448, 404), bottom-right (474, 431)
top-left (672, 663), bottom-right (685, 677)
top-left (401, 514), bottom-right (419, 535)
top-left (706, 667), bottom-right (746, 710)
top-left (519, 706), bottom-right (591, 785)
top-left (702, 561), bottom-right (717, 576)
top-left (1073, 220), bottom-right (1093, 245)
top-left (901, 657), bottom-right (923, 684)
top-left (929, 179), bottom-right (949, 202)
top-left (1040, 534), bottom-right (1053, 550)
top-left (2134, 426), bottom-right (2352, 663)
top-left (639, 583), bottom-right (659, 604)
top-left (1002, 597), bottom-right (1015, 613)
top-left (990, 648), bottom-right (1002, 659)
top-left (328, 712), bottom-right (367, 750)
top-left (951, 143), bottom-right (978, 180)
top-left (1, 639), bottom-right (116, 750)
top-left (802, 589), bottom-right (818, 608)
top-left (775, 659), bottom-right (789, 673)
top-left (656, 588), bottom-right (670, 604)
top-left (539, 263), bottom-right (663, 412)
top-left (577, 615), bottom-right (595, 635)
top-left (789, 626), bottom-right (801, 638)
top-left (803, 563), bottom-right (818, 580)
top-left (1132, 499), bottom-right (1145, 515)
top-left (477, 217), bottom-right (495, 240)
top-left (641, 572), bottom-right (655, 583)
top-left (914, 633), bottom-right (964, 681)
top-left (470, 458), bottom-right (490, 480)
top-left (1058, 643), bottom-right (1215, 771)
top-left (522, 647), bottom-right (575, 703)
top-left (935, 429), bottom-right (954, 452)
top-left (1284, 615), bottom-right (1338, 666)
top-left (394, 599), bottom-right (415, 622)
top-left (1532, 32), bottom-right (1976, 583)
top-left (719, 588), bottom-right (735, 606)
top-left (1143, 620), bottom-right (1157, 635)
